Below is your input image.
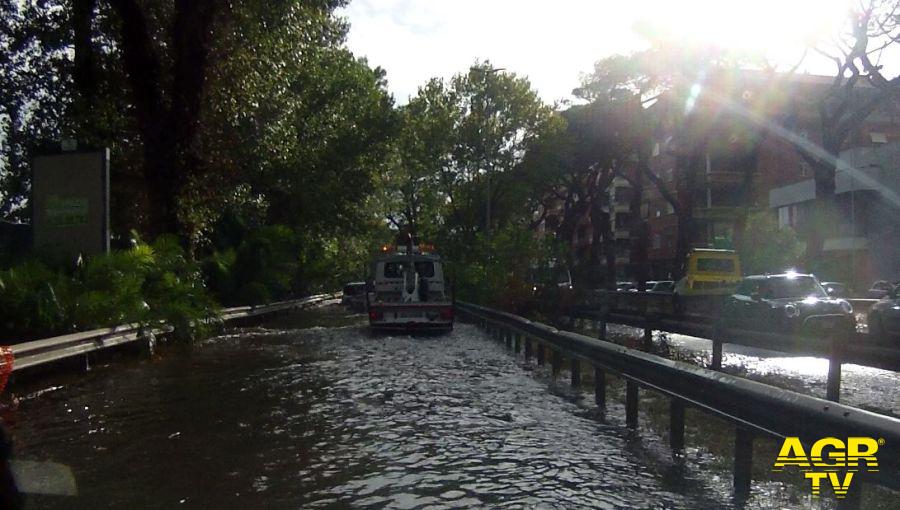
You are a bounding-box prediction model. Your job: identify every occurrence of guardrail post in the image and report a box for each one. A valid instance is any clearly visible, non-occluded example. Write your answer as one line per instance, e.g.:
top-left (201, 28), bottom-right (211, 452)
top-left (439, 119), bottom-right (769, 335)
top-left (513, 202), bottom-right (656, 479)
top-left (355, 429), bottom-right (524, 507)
top-left (625, 381), bottom-right (638, 428)
top-left (733, 427), bottom-right (754, 499)
top-left (524, 337), bottom-right (532, 360)
top-left (837, 483), bottom-right (862, 510)
top-left (643, 327), bottom-right (653, 350)
top-left (711, 339), bottom-right (723, 370)
top-left (513, 333), bottom-right (521, 354)
top-left (826, 358), bottom-right (842, 403)
top-left (551, 350), bottom-right (561, 376)
top-left (537, 343), bottom-right (545, 366)
top-left (570, 358), bottom-right (581, 386)
top-left (144, 330), bottom-right (157, 357)
top-left (598, 320), bottom-right (607, 340)
top-left (826, 332), bottom-right (844, 402)
top-left (670, 399), bottom-right (685, 452)
top-left (594, 367), bottom-right (606, 408)
top-left (505, 330), bottom-right (512, 349)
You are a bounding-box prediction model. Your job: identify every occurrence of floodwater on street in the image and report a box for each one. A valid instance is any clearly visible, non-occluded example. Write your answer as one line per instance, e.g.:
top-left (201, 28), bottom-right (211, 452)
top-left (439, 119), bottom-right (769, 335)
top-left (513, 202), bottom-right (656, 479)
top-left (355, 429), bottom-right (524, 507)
top-left (600, 324), bottom-right (900, 418)
top-left (2, 306), bottom-right (887, 509)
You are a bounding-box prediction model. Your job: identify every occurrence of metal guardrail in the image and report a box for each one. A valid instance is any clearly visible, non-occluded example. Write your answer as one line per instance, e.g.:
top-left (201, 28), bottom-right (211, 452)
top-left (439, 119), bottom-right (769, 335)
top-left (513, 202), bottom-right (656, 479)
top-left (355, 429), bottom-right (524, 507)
top-left (565, 291), bottom-right (900, 403)
top-left (457, 301), bottom-right (900, 504)
top-left (8, 293), bottom-right (340, 373)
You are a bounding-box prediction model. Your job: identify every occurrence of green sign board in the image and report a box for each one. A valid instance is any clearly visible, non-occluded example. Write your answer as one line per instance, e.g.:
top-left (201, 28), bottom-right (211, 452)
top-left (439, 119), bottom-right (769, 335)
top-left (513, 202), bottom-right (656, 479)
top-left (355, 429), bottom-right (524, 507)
top-left (32, 149), bottom-right (109, 256)
top-left (45, 196), bottom-right (89, 227)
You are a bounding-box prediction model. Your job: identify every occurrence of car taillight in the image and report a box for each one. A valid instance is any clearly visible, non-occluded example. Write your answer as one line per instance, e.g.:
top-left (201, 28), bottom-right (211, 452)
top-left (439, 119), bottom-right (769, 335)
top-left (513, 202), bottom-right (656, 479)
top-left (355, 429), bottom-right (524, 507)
top-left (439, 308), bottom-right (454, 321)
top-left (369, 308), bottom-right (383, 321)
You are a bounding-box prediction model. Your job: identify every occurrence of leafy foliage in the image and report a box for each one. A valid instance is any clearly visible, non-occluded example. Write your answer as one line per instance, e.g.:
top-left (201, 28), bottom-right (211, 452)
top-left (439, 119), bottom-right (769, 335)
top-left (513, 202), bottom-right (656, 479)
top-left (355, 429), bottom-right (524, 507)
top-left (0, 238), bottom-right (218, 342)
top-left (737, 211), bottom-right (803, 275)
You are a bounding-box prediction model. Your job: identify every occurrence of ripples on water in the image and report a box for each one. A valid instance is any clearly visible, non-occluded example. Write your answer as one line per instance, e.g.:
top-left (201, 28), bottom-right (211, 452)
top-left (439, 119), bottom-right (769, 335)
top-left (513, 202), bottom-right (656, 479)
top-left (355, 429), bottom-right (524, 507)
top-left (4, 310), bottom-right (846, 508)
top-left (604, 324), bottom-right (900, 417)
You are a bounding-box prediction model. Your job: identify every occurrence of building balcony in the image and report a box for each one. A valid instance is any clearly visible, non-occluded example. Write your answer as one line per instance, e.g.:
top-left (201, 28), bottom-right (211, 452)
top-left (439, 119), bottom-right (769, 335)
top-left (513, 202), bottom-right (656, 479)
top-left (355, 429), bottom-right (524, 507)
top-left (699, 170), bottom-right (744, 186)
top-left (693, 206), bottom-right (740, 221)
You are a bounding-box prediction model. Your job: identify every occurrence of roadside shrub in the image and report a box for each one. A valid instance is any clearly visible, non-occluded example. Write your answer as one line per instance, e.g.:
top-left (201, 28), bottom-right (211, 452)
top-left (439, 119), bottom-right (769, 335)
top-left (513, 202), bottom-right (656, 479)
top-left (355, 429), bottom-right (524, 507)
top-left (443, 225), bottom-right (556, 312)
top-left (203, 225), bottom-right (300, 305)
top-left (136, 236), bottom-right (220, 340)
top-left (0, 238), bottom-right (219, 343)
top-left (0, 261), bottom-right (75, 341)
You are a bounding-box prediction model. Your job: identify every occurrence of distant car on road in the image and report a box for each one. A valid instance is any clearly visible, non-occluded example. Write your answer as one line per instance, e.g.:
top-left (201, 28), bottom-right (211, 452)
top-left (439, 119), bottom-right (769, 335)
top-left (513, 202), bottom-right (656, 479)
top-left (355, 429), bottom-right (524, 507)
top-left (649, 280), bottom-right (675, 293)
top-left (868, 280), bottom-right (895, 299)
top-left (617, 281), bottom-right (636, 292)
top-left (868, 284), bottom-right (900, 343)
top-left (820, 281), bottom-right (850, 298)
top-left (341, 281), bottom-right (368, 311)
top-left (720, 273), bottom-right (855, 336)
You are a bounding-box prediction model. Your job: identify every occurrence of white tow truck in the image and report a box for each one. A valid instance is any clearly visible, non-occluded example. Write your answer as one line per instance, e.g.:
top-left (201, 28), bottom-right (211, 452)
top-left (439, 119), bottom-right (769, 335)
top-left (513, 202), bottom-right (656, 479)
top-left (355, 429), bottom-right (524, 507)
top-left (366, 236), bottom-right (453, 333)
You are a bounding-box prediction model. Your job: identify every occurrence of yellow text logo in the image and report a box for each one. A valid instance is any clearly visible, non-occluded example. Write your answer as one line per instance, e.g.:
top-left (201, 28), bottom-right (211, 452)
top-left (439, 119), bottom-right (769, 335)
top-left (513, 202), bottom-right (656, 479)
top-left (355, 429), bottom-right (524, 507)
top-left (773, 437), bottom-right (883, 498)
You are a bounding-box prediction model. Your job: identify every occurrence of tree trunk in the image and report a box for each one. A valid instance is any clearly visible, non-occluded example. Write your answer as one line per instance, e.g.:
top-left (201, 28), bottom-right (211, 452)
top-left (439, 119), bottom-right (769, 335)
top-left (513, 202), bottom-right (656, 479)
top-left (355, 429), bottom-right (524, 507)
top-left (673, 150), bottom-right (699, 280)
top-left (109, 0), bottom-right (219, 240)
top-left (629, 163), bottom-right (648, 291)
top-left (587, 201), bottom-right (602, 287)
top-left (732, 150), bottom-right (760, 251)
top-left (589, 197), bottom-right (613, 290)
top-left (803, 158), bottom-right (839, 270)
top-left (556, 192), bottom-right (588, 281)
top-left (72, 0), bottom-right (98, 136)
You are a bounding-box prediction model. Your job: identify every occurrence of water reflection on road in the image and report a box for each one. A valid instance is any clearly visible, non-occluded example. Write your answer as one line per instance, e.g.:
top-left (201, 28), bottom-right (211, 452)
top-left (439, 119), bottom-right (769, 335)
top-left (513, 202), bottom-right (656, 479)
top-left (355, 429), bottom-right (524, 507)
top-left (604, 324), bottom-right (899, 418)
top-left (4, 307), bottom-right (842, 508)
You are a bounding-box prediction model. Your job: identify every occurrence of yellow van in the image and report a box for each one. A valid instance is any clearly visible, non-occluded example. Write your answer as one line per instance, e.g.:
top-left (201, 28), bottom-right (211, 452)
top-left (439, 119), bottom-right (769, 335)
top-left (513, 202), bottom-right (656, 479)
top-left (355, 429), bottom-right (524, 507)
top-left (674, 249), bottom-right (742, 296)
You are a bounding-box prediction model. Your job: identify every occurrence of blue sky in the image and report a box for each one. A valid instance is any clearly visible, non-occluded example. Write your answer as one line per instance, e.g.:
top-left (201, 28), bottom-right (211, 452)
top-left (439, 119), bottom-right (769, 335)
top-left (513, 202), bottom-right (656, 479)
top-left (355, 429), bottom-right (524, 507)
top-left (338, 0), bottom-right (866, 105)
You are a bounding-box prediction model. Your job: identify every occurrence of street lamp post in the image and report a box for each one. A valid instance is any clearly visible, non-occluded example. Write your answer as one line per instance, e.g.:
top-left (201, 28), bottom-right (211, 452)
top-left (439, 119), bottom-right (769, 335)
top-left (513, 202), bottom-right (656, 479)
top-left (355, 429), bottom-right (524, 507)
top-left (471, 65), bottom-right (505, 239)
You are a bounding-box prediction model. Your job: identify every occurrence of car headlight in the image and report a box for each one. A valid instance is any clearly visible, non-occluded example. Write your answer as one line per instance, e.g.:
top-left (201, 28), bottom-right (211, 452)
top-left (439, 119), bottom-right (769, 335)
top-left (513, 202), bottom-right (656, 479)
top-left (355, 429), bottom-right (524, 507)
top-left (532, 285), bottom-right (538, 292)
top-left (839, 300), bottom-right (853, 314)
top-left (784, 304), bottom-right (800, 318)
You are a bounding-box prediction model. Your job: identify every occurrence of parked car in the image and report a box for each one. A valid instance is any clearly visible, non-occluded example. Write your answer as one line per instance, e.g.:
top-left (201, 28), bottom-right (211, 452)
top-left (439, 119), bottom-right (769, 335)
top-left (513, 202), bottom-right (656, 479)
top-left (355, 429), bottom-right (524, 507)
top-left (674, 249), bottom-right (742, 296)
top-left (868, 280), bottom-right (895, 299)
top-left (720, 273), bottom-right (855, 336)
top-left (868, 284), bottom-right (900, 343)
top-left (341, 281), bottom-right (368, 311)
top-left (820, 281), bottom-right (850, 298)
top-left (617, 281), bottom-right (636, 292)
top-left (649, 280), bottom-right (675, 293)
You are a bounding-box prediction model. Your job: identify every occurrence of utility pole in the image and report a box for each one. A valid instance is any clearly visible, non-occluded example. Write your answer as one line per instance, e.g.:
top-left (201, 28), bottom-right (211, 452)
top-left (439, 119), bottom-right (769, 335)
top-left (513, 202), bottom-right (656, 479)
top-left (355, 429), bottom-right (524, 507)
top-left (470, 65), bottom-right (504, 240)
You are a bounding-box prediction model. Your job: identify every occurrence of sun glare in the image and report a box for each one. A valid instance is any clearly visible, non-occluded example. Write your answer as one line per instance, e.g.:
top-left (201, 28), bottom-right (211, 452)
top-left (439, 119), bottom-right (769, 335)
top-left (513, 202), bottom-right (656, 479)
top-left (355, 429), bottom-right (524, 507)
top-left (638, 0), bottom-right (852, 65)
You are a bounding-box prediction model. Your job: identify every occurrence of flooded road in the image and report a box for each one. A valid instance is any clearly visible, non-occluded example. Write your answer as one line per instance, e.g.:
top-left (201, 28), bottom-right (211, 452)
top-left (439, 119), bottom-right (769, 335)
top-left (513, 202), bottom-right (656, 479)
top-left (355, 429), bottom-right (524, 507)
top-left (2, 306), bottom-right (874, 509)
top-left (598, 324), bottom-right (900, 418)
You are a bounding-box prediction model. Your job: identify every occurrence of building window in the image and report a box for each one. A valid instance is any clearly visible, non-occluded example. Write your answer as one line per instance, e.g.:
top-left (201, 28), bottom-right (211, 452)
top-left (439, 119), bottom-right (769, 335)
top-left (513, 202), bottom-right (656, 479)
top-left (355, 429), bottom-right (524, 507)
top-left (778, 206), bottom-right (789, 228)
top-left (870, 132), bottom-right (888, 144)
top-left (799, 162), bottom-right (810, 178)
top-left (777, 206), bottom-right (800, 229)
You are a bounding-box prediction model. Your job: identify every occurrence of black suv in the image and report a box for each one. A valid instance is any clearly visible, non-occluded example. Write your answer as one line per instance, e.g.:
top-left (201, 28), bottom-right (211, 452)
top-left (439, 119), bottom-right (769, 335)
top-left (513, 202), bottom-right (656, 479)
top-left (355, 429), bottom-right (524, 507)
top-left (720, 273), bottom-right (855, 336)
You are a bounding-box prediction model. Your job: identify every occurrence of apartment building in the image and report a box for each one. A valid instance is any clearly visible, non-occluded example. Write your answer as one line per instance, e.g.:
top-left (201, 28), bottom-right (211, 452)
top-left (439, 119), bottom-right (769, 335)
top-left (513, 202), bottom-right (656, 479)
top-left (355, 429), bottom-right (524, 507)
top-left (644, 69), bottom-right (900, 284)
